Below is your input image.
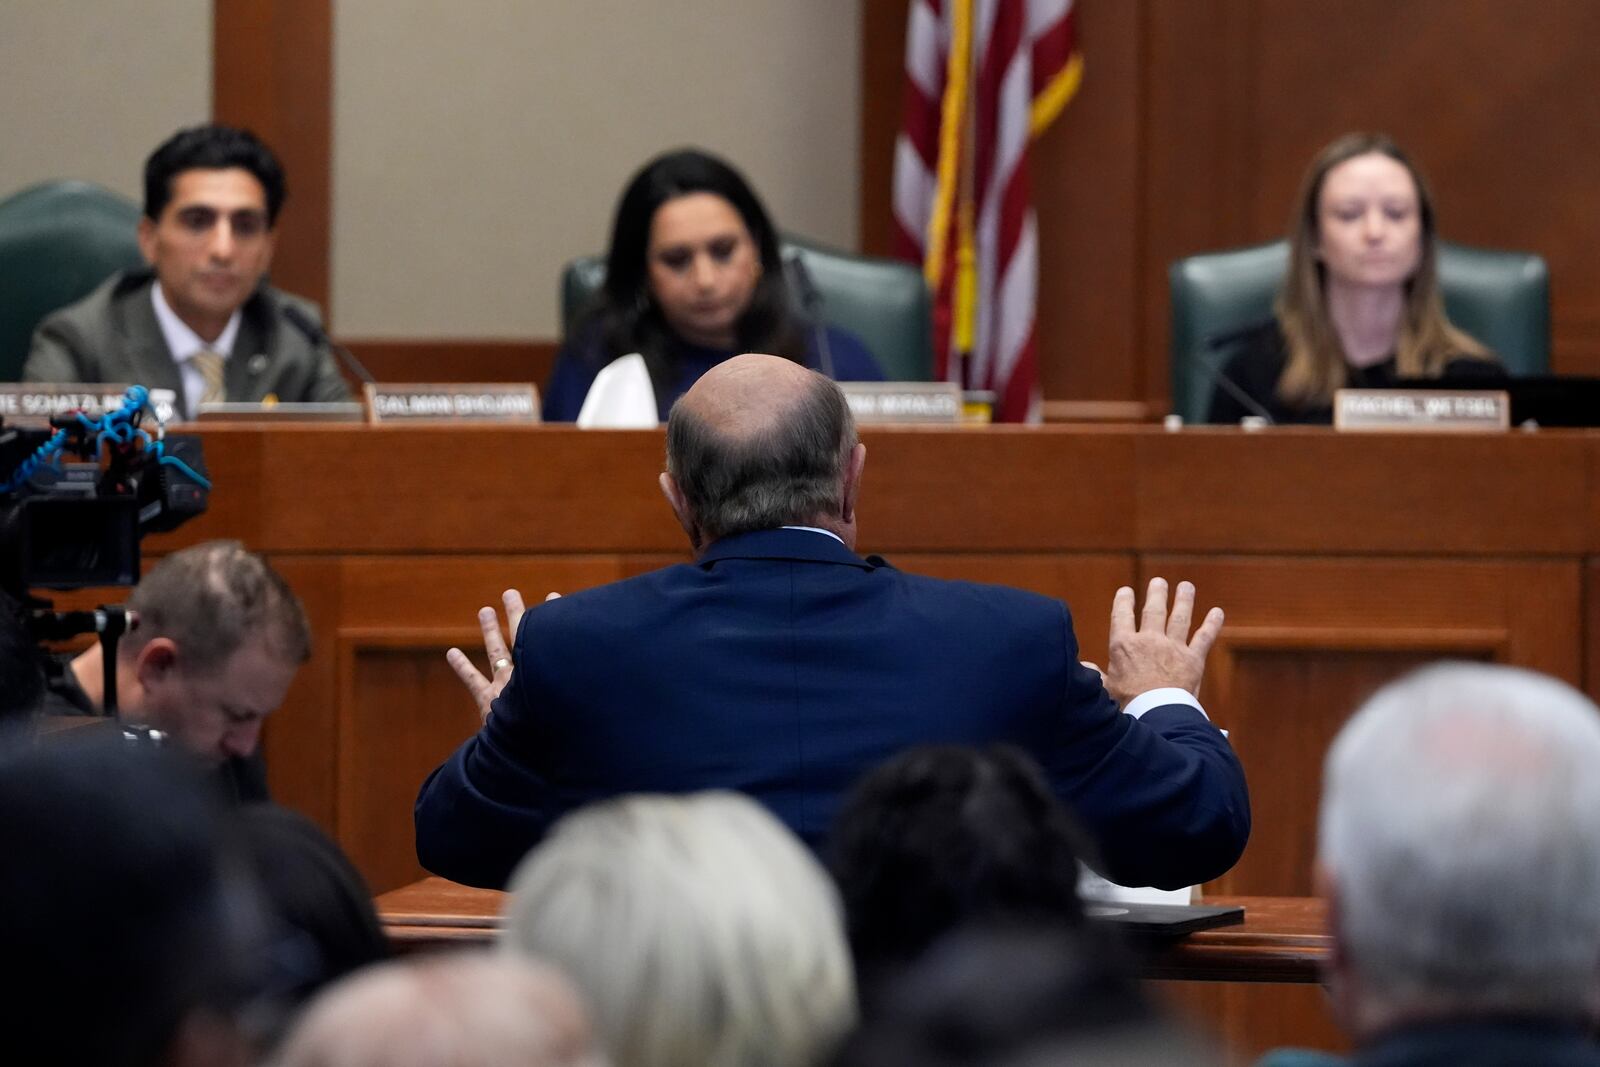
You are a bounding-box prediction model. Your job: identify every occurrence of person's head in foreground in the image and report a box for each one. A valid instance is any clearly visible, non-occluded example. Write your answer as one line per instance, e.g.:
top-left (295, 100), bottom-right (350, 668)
top-left (0, 734), bottom-right (261, 1067)
top-left (831, 922), bottom-right (1219, 1067)
top-left (1276, 131), bottom-right (1488, 407)
top-left (504, 791), bottom-right (857, 1067)
top-left (230, 804), bottom-right (390, 1018)
top-left (106, 539), bottom-right (311, 763)
top-left (141, 124), bottom-right (286, 342)
top-left (828, 744), bottom-right (1092, 982)
top-left (662, 353), bottom-right (864, 553)
top-left (1319, 662), bottom-right (1600, 1041)
top-left (269, 952), bottom-right (607, 1067)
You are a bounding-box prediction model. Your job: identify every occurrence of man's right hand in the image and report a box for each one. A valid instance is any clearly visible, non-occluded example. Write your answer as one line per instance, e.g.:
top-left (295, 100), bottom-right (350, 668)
top-left (445, 589), bottom-right (555, 723)
top-left (1103, 578), bottom-right (1223, 708)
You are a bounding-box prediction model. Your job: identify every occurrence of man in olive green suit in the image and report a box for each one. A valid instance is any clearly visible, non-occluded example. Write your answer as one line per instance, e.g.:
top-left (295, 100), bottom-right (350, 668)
top-left (23, 124), bottom-right (348, 419)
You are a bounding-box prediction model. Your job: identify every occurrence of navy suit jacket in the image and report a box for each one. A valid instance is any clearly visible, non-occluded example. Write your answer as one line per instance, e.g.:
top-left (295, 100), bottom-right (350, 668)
top-left (415, 529), bottom-right (1249, 889)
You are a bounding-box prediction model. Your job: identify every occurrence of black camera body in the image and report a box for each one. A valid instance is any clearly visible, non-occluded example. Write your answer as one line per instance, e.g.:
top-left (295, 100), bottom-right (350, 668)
top-left (0, 389), bottom-right (208, 598)
top-left (2, 389), bottom-right (210, 715)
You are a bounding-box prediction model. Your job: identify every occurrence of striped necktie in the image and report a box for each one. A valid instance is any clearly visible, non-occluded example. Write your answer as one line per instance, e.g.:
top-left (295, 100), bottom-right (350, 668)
top-left (193, 349), bottom-right (226, 407)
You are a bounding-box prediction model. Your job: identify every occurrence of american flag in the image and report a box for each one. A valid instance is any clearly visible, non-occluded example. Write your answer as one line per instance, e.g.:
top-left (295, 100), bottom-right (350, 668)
top-left (891, 0), bottom-right (1082, 422)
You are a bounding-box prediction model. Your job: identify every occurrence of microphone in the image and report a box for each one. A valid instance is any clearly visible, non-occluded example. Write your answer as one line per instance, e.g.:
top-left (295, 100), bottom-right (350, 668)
top-left (281, 304), bottom-right (376, 385)
top-left (1197, 319), bottom-right (1276, 425)
top-left (784, 254), bottom-right (836, 379)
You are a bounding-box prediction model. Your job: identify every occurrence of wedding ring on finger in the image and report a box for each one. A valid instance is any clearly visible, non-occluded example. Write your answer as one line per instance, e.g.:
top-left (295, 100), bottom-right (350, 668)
top-left (492, 657), bottom-right (511, 672)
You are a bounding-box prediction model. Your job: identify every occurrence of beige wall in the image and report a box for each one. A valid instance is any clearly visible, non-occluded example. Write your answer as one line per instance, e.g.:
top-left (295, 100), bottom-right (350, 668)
top-left (0, 0), bottom-right (211, 203)
top-left (332, 0), bottom-right (863, 338)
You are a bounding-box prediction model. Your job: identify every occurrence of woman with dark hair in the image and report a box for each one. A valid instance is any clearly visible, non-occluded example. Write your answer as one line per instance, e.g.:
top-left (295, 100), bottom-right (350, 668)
top-left (1208, 133), bottom-right (1499, 424)
top-left (543, 149), bottom-right (883, 421)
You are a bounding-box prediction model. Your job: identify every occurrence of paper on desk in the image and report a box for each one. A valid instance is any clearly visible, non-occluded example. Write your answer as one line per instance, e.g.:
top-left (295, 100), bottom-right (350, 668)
top-left (1079, 866), bottom-right (1196, 906)
top-left (577, 352), bottom-right (658, 429)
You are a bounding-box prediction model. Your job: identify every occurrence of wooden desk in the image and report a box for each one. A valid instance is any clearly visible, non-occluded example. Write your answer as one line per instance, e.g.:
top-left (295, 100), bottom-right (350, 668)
top-left (376, 875), bottom-right (506, 952)
top-left (1147, 895), bottom-right (1326, 984)
top-left (376, 876), bottom-right (1327, 983)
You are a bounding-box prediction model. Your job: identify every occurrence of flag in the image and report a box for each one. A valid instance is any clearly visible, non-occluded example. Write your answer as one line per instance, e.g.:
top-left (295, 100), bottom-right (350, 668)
top-left (892, 0), bottom-right (1083, 422)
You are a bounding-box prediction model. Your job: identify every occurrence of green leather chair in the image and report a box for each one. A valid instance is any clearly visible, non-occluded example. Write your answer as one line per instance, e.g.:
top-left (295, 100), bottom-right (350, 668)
top-left (560, 233), bottom-right (934, 382)
top-left (0, 180), bottom-right (145, 381)
top-left (1168, 240), bottom-right (1551, 423)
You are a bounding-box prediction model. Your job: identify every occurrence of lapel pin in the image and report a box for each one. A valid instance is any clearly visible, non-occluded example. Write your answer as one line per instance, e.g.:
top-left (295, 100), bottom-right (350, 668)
top-left (248, 353), bottom-right (270, 375)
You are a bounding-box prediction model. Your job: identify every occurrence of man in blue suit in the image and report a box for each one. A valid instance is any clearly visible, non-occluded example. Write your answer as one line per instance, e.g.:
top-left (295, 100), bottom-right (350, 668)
top-left (416, 354), bottom-right (1249, 890)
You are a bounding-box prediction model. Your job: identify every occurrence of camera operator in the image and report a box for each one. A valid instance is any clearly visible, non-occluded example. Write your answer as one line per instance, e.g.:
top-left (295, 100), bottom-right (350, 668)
top-left (38, 539), bottom-right (311, 803)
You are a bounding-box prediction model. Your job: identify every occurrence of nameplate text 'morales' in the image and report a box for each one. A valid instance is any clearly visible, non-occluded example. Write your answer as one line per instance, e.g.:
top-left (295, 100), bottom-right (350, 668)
top-left (840, 382), bottom-right (962, 425)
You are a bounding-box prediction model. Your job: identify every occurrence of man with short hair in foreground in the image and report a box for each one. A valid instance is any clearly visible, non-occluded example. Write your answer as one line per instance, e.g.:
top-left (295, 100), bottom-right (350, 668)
top-left (416, 354), bottom-right (1249, 889)
top-left (38, 539), bottom-right (311, 801)
top-left (1310, 662), bottom-right (1600, 1066)
top-left (23, 123), bottom-right (348, 418)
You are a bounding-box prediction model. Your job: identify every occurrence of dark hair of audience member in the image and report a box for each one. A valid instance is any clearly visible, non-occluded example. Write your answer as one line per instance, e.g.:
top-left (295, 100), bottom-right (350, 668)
top-left (589, 148), bottom-right (809, 392)
top-left (230, 804), bottom-right (390, 1018)
top-left (0, 734), bottom-right (262, 1067)
top-left (832, 923), bottom-right (1217, 1067)
top-left (144, 123), bottom-right (288, 224)
top-left (828, 744), bottom-right (1094, 980)
top-left (0, 592), bottom-right (45, 720)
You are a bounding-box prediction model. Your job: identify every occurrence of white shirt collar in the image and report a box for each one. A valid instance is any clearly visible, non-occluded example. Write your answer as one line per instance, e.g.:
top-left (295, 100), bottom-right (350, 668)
top-left (151, 281), bottom-right (242, 363)
top-left (781, 525), bottom-right (845, 545)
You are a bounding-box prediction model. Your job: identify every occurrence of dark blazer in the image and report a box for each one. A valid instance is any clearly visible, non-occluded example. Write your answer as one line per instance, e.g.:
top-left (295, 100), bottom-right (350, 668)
top-left (415, 529), bottom-right (1250, 889)
top-left (22, 267), bottom-right (349, 419)
top-left (1208, 320), bottom-right (1503, 425)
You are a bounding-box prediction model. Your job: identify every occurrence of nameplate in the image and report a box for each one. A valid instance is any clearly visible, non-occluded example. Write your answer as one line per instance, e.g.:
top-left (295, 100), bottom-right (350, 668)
top-left (840, 382), bottom-right (962, 424)
top-left (195, 401), bottom-right (367, 423)
top-left (364, 383), bottom-right (541, 423)
top-left (0, 384), bottom-right (177, 425)
top-left (1334, 389), bottom-right (1509, 432)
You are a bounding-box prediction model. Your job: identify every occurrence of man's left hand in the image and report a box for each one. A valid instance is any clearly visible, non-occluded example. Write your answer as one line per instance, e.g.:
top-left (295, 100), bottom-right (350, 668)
top-left (1103, 577), bottom-right (1223, 707)
top-left (445, 589), bottom-right (545, 723)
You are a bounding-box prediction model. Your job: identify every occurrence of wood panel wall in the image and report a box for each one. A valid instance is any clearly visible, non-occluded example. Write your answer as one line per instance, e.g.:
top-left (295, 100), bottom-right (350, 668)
top-left (213, 0), bottom-right (332, 315)
top-left (862, 0), bottom-right (1600, 412)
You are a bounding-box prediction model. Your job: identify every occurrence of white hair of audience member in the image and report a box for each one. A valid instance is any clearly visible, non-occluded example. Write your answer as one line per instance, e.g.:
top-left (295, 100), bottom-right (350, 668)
top-left (503, 791), bottom-right (857, 1067)
top-left (1319, 662), bottom-right (1600, 1032)
top-left (269, 952), bottom-right (608, 1067)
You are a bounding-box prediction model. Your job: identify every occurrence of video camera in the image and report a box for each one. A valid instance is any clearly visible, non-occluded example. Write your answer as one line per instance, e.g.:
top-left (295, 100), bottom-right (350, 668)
top-left (1, 385), bottom-right (209, 714)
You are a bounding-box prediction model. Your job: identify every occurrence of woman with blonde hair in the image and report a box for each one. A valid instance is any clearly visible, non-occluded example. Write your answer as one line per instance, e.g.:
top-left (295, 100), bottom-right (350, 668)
top-left (502, 791), bottom-right (857, 1067)
top-left (1208, 133), bottom-right (1499, 423)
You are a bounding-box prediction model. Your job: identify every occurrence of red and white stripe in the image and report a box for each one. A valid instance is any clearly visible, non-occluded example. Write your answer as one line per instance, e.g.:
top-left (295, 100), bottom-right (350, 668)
top-left (892, 0), bottom-right (1079, 423)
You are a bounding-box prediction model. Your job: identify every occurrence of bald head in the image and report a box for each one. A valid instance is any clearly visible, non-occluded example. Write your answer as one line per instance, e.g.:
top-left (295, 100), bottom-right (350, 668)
top-left (676, 353), bottom-right (823, 443)
top-left (271, 953), bottom-right (606, 1067)
top-left (662, 354), bottom-right (864, 551)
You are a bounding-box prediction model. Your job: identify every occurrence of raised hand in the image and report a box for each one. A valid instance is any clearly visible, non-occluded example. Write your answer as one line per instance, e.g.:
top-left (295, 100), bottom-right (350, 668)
top-left (445, 589), bottom-right (545, 723)
top-left (1103, 578), bottom-right (1224, 708)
